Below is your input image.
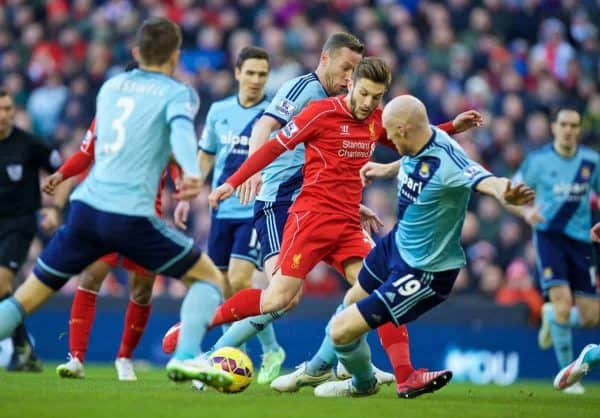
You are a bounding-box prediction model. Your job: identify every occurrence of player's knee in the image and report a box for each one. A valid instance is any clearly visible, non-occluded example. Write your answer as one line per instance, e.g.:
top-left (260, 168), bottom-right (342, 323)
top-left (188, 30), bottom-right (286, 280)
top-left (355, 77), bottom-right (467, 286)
top-left (130, 280), bottom-right (153, 305)
top-left (79, 270), bottom-right (104, 292)
top-left (329, 316), bottom-right (352, 345)
top-left (260, 291), bottom-right (293, 313)
top-left (227, 273), bottom-right (252, 294)
top-left (552, 302), bottom-right (571, 324)
top-left (579, 307), bottom-right (600, 327)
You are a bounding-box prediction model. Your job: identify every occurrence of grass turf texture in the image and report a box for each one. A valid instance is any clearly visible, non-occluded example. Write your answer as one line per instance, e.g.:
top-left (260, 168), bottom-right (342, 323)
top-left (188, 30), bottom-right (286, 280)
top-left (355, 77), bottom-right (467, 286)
top-left (1, 365), bottom-right (599, 418)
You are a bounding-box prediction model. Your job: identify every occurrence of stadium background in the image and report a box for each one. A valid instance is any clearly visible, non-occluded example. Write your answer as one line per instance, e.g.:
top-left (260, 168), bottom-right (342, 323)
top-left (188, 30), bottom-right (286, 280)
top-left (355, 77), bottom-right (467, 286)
top-left (0, 0), bottom-right (599, 384)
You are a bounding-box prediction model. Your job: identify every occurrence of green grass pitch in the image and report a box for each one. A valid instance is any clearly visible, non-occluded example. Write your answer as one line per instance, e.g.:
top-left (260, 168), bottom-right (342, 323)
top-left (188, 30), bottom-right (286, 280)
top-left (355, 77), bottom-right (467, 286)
top-left (2, 365), bottom-right (599, 418)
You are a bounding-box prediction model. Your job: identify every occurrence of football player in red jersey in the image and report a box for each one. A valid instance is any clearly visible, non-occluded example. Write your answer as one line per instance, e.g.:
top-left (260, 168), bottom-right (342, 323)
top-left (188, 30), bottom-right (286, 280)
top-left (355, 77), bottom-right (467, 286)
top-left (208, 57), bottom-right (481, 397)
top-left (43, 117), bottom-right (182, 381)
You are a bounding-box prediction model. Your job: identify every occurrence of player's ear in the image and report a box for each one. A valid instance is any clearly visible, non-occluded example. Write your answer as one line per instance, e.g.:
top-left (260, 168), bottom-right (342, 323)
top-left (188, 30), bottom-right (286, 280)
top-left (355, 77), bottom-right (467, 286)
top-left (234, 66), bottom-right (241, 82)
top-left (320, 51), bottom-right (329, 67)
top-left (347, 78), bottom-right (354, 91)
top-left (131, 47), bottom-right (140, 63)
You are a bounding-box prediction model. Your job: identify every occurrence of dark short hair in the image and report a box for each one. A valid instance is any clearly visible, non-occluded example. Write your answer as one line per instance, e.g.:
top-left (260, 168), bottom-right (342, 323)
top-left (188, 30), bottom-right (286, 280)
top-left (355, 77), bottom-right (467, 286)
top-left (0, 87), bottom-right (9, 98)
top-left (352, 57), bottom-right (392, 88)
top-left (551, 107), bottom-right (581, 123)
top-left (136, 18), bottom-right (182, 66)
top-left (235, 46), bottom-right (269, 69)
top-left (322, 32), bottom-right (364, 56)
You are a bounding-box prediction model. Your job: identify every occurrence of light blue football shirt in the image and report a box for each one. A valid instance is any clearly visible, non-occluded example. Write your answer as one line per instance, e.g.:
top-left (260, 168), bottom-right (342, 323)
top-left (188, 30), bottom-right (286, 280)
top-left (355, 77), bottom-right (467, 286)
top-left (72, 69), bottom-right (200, 216)
top-left (199, 95), bottom-right (270, 219)
top-left (513, 143), bottom-right (600, 242)
top-left (257, 72), bottom-right (327, 202)
top-left (394, 126), bottom-right (492, 271)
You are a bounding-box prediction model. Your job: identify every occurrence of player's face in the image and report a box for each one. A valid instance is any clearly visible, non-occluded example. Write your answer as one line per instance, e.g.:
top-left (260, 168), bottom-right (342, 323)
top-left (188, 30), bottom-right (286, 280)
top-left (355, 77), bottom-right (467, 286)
top-left (323, 47), bottom-right (362, 95)
top-left (0, 95), bottom-right (15, 137)
top-left (552, 110), bottom-right (581, 151)
top-left (235, 58), bottom-right (269, 103)
top-left (349, 78), bottom-right (386, 120)
top-left (382, 117), bottom-right (407, 154)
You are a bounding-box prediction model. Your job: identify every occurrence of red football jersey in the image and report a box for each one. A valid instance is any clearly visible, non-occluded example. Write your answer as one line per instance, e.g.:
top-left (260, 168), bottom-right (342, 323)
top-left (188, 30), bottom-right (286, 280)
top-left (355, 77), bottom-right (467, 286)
top-left (275, 96), bottom-right (389, 221)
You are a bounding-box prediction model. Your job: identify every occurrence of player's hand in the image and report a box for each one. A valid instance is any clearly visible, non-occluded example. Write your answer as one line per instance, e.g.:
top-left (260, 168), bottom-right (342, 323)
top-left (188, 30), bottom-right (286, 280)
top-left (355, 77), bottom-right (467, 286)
top-left (42, 172), bottom-right (64, 196)
top-left (39, 206), bottom-right (61, 233)
top-left (503, 181), bottom-right (535, 206)
top-left (591, 222), bottom-right (600, 243)
top-left (174, 201), bottom-right (190, 230)
top-left (237, 173), bottom-right (262, 205)
top-left (209, 183), bottom-right (235, 208)
top-left (359, 204), bottom-right (384, 235)
top-left (360, 161), bottom-right (398, 186)
top-left (523, 205), bottom-right (544, 226)
top-left (452, 110), bottom-right (483, 133)
top-left (175, 175), bottom-right (202, 201)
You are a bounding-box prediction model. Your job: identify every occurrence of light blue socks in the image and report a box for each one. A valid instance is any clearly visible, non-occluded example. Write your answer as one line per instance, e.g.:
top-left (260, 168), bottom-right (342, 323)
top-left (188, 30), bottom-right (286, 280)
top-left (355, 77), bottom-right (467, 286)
top-left (306, 303), bottom-right (345, 376)
top-left (213, 311), bottom-right (284, 351)
top-left (0, 297), bottom-right (25, 340)
top-left (174, 281), bottom-right (222, 360)
top-left (334, 336), bottom-right (376, 392)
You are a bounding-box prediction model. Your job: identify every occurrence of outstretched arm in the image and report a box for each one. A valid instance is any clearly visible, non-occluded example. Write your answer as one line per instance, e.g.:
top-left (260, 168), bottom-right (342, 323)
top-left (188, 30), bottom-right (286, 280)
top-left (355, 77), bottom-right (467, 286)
top-left (476, 177), bottom-right (535, 207)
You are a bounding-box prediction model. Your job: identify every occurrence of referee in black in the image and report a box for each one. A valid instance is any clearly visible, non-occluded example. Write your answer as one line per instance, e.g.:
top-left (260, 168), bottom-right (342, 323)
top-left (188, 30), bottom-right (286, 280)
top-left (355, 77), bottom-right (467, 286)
top-left (0, 88), bottom-right (65, 371)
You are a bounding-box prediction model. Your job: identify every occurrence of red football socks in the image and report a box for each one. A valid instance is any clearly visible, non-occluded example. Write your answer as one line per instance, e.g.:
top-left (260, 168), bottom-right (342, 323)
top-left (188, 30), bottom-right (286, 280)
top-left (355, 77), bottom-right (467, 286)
top-left (377, 322), bottom-right (414, 383)
top-left (69, 288), bottom-right (97, 362)
top-left (117, 300), bottom-right (151, 359)
top-left (210, 288), bottom-right (262, 327)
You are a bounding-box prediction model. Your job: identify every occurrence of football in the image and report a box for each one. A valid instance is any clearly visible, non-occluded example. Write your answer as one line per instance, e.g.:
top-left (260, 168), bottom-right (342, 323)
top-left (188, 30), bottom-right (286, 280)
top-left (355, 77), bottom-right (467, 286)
top-left (208, 347), bottom-right (254, 393)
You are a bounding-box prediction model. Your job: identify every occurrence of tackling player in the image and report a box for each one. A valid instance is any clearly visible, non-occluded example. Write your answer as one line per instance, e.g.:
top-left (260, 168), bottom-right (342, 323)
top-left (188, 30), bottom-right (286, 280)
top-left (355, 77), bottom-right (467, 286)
top-left (313, 95), bottom-right (534, 397)
top-left (209, 58), bottom-right (482, 397)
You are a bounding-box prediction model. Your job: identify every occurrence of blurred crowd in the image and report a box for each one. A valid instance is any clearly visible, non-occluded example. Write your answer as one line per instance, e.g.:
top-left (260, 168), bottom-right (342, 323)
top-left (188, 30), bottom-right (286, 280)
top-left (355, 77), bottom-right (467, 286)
top-left (2, 0), bottom-right (599, 322)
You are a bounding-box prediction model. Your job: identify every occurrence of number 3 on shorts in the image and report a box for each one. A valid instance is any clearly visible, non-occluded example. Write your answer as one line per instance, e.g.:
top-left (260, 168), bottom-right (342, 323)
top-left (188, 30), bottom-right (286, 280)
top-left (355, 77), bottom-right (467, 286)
top-left (392, 273), bottom-right (421, 296)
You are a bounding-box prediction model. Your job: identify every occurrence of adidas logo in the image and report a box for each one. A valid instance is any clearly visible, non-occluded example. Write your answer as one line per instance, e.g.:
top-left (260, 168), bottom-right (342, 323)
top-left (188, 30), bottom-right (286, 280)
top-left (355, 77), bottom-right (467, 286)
top-left (249, 321), bottom-right (265, 331)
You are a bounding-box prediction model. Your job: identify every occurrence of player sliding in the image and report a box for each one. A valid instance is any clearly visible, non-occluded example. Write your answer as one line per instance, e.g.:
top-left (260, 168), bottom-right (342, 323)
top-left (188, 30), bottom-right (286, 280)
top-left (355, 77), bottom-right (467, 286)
top-left (208, 58), bottom-right (483, 397)
top-left (43, 114), bottom-right (182, 381)
top-left (0, 17), bottom-right (233, 389)
top-left (312, 95), bottom-right (535, 397)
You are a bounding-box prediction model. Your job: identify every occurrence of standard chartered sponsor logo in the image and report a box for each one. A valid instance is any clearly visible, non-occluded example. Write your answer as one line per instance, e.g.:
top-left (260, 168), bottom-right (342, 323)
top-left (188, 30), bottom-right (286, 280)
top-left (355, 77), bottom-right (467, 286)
top-left (338, 140), bottom-right (375, 158)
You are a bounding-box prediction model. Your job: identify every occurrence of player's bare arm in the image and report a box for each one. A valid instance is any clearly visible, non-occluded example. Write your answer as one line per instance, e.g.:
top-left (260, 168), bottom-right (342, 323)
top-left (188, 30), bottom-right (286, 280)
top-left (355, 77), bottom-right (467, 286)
top-left (360, 160), bottom-right (401, 186)
top-left (475, 177), bottom-right (535, 206)
top-left (238, 115), bottom-right (283, 205)
top-left (197, 150), bottom-right (215, 184)
top-left (451, 110), bottom-right (483, 132)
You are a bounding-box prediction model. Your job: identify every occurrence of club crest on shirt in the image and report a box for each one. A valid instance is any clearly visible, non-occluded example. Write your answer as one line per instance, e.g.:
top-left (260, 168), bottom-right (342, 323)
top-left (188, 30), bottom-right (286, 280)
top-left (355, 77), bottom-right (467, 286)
top-left (6, 164), bottom-right (22, 182)
top-left (543, 267), bottom-right (553, 279)
top-left (276, 99), bottom-right (296, 117)
top-left (291, 253), bottom-right (302, 270)
top-left (282, 121), bottom-right (298, 138)
top-left (418, 161), bottom-right (430, 178)
top-left (369, 121), bottom-right (376, 140)
top-left (581, 166), bottom-right (591, 179)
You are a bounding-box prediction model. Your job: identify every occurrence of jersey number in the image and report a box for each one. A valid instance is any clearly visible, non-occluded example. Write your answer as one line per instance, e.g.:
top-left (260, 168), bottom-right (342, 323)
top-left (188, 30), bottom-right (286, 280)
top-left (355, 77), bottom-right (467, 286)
top-left (103, 97), bottom-right (134, 155)
top-left (392, 274), bottom-right (421, 296)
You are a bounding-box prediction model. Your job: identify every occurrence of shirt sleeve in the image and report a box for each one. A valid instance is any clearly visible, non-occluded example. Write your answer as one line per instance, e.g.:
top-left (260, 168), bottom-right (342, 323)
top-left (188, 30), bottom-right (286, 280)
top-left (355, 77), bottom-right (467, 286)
top-left (166, 85), bottom-right (200, 125)
top-left (31, 136), bottom-right (62, 173)
top-left (263, 77), bottom-right (316, 126)
top-left (80, 118), bottom-right (96, 156)
top-left (445, 146), bottom-right (492, 189)
top-left (167, 86), bottom-right (201, 176)
top-left (593, 160), bottom-right (600, 194)
top-left (275, 101), bottom-right (322, 150)
top-left (198, 105), bottom-right (218, 154)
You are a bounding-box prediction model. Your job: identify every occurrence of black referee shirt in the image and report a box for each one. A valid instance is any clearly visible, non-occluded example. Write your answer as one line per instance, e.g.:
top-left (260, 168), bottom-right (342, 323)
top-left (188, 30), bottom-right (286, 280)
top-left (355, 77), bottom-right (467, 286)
top-left (0, 126), bottom-right (62, 217)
